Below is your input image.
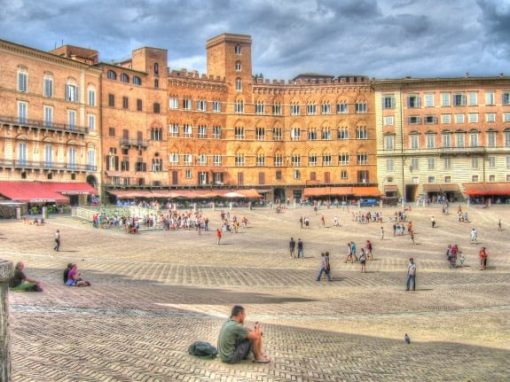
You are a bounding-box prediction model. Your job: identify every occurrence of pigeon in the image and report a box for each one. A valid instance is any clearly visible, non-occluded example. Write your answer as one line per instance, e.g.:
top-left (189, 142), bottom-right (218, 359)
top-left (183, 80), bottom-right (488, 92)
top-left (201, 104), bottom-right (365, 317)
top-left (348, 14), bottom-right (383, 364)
top-left (404, 334), bottom-right (411, 344)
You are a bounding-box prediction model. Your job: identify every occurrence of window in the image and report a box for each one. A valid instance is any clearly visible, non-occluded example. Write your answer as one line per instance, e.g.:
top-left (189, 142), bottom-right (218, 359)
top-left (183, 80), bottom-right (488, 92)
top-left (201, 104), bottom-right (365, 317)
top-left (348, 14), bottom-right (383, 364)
top-left (442, 132), bottom-right (451, 147)
top-left (16, 69), bottom-right (28, 93)
top-left (472, 175), bottom-right (479, 182)
top-left (169, 153), bottom-right (179, 164)
top-left (256, 154), bottom-right (265, 166)
top-left (153, 63), bottom-right (159, 75)
top-left (273, 127), bottom-right (282, 140)
top-left (88, 114), bottom-right (95, 131)
top-left (428, 176), bottom-right (435, 183)
top-left (308, 129), bottom-right (317, 140)
top-left (440, 93), bottom-right (450, 107)
top-left (235, 154), bottom-right (245, 166)
top-left (291, 155), bottom-right (301, 167)
top-left (293, 170), bottom-right (301, 180)
top-left (426, 134), bottom-right (435, 148)
top-left (468, 92), bottom-right (478, 106)
top-left (409, 134), bottom-right (420, 149)
top-left (274, 153), bottom-right (283, 167)
top-left (107, 70), bottom-right (117, 80)
top-left (489, 174), bottom-right (496, 182)
top-left (43, 105), bottom-right (53, 127)
top-left (108, 94), bottom-right (115, 107)
top-left (382, 95), bottom-right (395, 109)
top-left (43, 76), bottom-right (53, 97)
top-left (235, 78), bottom-right (242, 92)
top-left (235, 126), bottom-right (245, 139)
top-left (152, 158), bottom-right (163, 172)
top-left (383, 116), bottom-right (394, 126)
top-left (470, 132), bottom-right (479, 147)
top-left (235, 100), bottom-right (244, 113)
top-left (290, 103), bottom-right (300, 115)
top-left (337, 127), bottom-right (349, 140)
top-left (503, 113), bottom-right (510, 122)
top-left (151, 128), bottom-right (163, 141)
top-left (441, 114), bottom-right (451, 124)
top-left (137, 99), bottom-right (143, 111)
top-left (357, 153), bottom-right (368, 165)
top-left (455, 114), bottom-right (464, 123)
top-left (235, 61), bottom-right (241, 72)
top-left (468, 113), bottom-right (479, 123)
top-left (428, 157), bottom-right (435, 170)
top-left (133, 76), bottom-right (142, 86)
top-left (410, 157), bottom-right (419, 171)
top-left (336, 102), bottom-right (348, 113)
top-left (486, 113), bottom-right (496, 123)
top-left (356, 127), bottom-right (368, 139)
top-left (87, 87), bottom-right (96, 106)
top-left (183, 154), bottom-right (193, 165)
top-left (154, 79), bottom-right (159, 88)
top-left (169, 97), bottom-right (179, 109)
top-left (386, 159), bottom-right (394, 171)
top-left (212, 101), bottom-right (221, 113)
top-left (453, 93), bottom-right (466, 106)
top-left (185, 169), bottom-right (192, 179)
top-left (213, 154), bottom-right (222, 166)
top-left (485, 91), bottom-right (495, 105)
top-left (424, 93), bottom-right (435, 107)
top-left (338, 153), bottom-right (349, 165)
top-left (456, 132), bottom-right (465, 147)
top-left (272, 102), bottom-right (282, 115)
top-left (487, 131), bottom-right (496, 147)
top-left (322, 128), bottom-right (331, 140)
top-left (306, 103), bottom-right (317, 115)
top-left (108, 127), bottom-right (115, 137)
top-left (505, 131), bottom-right (510, 147)
top-left (65, 83), bottom-right (78, 102)
top-left (120, 73), bottom-right (129, 83)
top-left (212, 126), bottom-right (221, 139)
top-left (308, 155), bottom-right (317, 166)
top-left (44, 144), bottom-right (53, 166)
top-left (408, 116), bottom-right (421, 124)
top-left (323, 154), bottom-right (332, 166)
top-left (502, 92), bottom-right (510, 105)
top-left (183, 124), bottom-right (193, 138)
top-left (355, 102), bottom-right (367, 113)
top-left (384, 135), bottom-right (394, 150)
top-left (443, 157), bottom-right (451, 169)
top-left (340, 170), bottom-right (348, 179)
top-left (198, 154), bottom-right (207, 165)
top-left (197, 99), bottom-right (207, 111)
top-left (235, 45), bottom-right (241, 55)
top-left (183, 98), bottom-right (192, 110)
top-left (169, 123), bottom-right (179, 137)
top-left (255, 101), bottom-right (265, 115)
top-left (120, 96), bottom-right (128, 109)
top-left (291, 127), bottom-right (300, 140)
top-left (198, 125), bottom-right (207, 138)
top-left (67, 110), bottom-right (76, 129)
top-left (358, 170), bottom-right (369, 183)
top-left (472, 157), bottom-right (479, 169)
top-left (256, 127), bottom-right (265, 140)
top-left (407, 95), bottom-right (420, 108)
top-left (321, 103), bottom-right (331, 114)
top-left (153, 103), bottom-right (160, 113)
top-left (507, 156), bottom-right (510, 168)
top-left (17, 101), bottom-right (27, 123)
top-left (488, 156), bottom-right (496, 168)
top-left (68, 147), bottom-right (76, 169)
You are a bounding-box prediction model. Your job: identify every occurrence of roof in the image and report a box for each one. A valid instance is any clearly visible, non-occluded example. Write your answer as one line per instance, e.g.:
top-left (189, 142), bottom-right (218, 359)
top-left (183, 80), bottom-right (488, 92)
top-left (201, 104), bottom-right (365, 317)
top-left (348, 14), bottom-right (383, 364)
top-left (0, 182), bottom-right (97, 203)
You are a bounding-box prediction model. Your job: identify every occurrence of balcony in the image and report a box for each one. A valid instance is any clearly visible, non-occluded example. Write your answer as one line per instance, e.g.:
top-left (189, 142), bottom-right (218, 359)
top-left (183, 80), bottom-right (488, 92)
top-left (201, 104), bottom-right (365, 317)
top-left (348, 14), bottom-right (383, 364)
top-left (0, 115), bottom-right (88, 135)
top-left (120, 138), bottom-right (148, 148)
top-left (0, 159), bottom-right (96, 172)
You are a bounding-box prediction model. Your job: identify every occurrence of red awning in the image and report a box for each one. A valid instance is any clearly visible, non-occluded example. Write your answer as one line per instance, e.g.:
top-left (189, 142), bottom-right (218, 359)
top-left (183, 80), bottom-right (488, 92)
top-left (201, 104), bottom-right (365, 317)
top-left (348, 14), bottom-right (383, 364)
top-left (0, 181), bottom-right (96, 203)
top-left (303, 187), bottom-right (354, 198)
top-left (463, 182), bottom-right (510, 196)
top-left (352, 187), bottom-right (382, 197)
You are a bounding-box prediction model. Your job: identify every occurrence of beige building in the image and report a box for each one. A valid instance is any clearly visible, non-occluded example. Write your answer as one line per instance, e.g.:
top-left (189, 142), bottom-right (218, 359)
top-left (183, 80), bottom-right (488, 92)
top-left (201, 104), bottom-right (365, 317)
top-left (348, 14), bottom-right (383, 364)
top-left (375, 77), bottom-right (510, 202)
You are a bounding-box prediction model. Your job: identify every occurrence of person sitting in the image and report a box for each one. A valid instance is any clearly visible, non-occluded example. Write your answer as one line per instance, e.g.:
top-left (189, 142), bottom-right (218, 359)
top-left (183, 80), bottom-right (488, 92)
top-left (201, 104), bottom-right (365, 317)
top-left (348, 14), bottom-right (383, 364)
top-left (9, 262), bottom-right (43, 292)
top-left (217, 305), bottom-right (270, 364)
top-left (65, 264), bottom-right (91, 287)
top-left (63, 263), bottom-right (73, 284)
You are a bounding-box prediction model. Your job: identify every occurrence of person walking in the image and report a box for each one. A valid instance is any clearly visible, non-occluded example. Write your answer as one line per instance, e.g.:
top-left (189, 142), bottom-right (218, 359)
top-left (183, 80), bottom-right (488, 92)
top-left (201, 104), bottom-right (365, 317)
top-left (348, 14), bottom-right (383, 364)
top-left (316, 252), bottom-right (332, 282)
top-left (297, 239), bottom-right (304, 259)
top-left (406, 258), bottom-right (416, 291)
top-left (216, 228), bottom-right (222, 245)
top-left (409, 229), bottom-right (415, 245)
top-left (380, 226), bottom-right (385, 240)
top-left (289, 237), bottom-right (296, 258)
top-left (359, 249), bottom-right (367, 273)
top-left (498, 219), bottom-right (502, 231)
top-left (366, 240), bottom-right (373, 260)
top-left (320, 215), bottom-right (325, 227)
top-left (345, 242), bottom-right (353, 263)
top-left (350, 241), bottom-right (358, 261)
top-left (54, 230), bottom-right (61, 252)
top-left (479, 247), bottom-right (488, 270)
top-left (299, 217), bottom-right (303, 229)
top-left (470, 227), bottom-right (478, 244)
top-left (431, 216), bottom-right (436, 228)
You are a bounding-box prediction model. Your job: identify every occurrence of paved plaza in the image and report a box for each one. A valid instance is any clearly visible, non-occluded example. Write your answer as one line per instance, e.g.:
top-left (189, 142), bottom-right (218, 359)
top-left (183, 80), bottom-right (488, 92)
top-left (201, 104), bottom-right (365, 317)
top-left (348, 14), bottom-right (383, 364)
top-left (2, 204), bottom-right (510, 381)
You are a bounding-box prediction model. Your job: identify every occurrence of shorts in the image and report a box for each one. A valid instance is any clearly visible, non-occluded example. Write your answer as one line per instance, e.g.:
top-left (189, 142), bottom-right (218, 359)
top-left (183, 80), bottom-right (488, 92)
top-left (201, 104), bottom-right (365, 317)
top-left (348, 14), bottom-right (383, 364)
top-left (66, 279), bottom-right (77, 287)
top-left (227, 339), bottom-right (252, 364)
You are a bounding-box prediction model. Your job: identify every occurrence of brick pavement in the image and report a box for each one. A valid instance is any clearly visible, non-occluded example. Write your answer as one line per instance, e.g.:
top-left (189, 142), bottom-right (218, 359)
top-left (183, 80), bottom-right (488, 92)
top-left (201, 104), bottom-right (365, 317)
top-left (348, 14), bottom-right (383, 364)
top-left (2, 205), bottom-right (510, 381)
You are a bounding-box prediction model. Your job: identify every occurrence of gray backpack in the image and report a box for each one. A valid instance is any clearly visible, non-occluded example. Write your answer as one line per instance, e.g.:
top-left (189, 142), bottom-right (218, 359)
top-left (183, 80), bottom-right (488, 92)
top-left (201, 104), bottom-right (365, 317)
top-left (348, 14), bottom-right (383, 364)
top-left (188, 341), bottom-right (218, 359)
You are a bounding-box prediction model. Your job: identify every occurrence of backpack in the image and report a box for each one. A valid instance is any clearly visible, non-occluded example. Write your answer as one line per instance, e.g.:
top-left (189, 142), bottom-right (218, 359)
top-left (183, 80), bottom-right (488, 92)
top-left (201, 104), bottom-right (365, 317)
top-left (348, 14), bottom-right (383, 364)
top-left (188, 341), bottom-right (218, 359)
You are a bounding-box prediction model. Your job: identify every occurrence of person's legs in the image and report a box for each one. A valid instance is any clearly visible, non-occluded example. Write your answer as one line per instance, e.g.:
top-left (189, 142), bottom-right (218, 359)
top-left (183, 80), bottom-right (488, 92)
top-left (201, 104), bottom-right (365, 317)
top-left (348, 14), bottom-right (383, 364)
top-left (411, 275), bottom-right (416, 290)
top-left (406, 275), bottom-right (411, 290)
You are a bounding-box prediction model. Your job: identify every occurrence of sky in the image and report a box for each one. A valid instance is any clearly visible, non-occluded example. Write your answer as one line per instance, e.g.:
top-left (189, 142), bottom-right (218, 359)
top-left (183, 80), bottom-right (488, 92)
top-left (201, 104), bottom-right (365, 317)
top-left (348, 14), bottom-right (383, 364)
top-left (1, 0), bottom-right (510, 80)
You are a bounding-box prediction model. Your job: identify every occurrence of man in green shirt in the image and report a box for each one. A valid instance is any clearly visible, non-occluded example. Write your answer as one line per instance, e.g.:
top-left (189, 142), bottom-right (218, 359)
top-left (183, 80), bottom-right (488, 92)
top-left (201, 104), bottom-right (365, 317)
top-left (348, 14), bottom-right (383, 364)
top-left (217, 305), bottom-right (270, 364)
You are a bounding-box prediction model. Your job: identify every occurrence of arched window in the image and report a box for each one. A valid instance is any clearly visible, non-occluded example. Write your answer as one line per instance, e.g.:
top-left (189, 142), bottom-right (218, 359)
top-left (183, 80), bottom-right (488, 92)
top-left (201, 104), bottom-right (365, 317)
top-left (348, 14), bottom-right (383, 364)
top-left (235, 61), bottom-right (242, 72)
top-left (154, 63), bottom-right (159, 75)
top-left (133, 76), bottom-right (142, 86)
top-left (107, 70), bottom-right (117, 80)
top-left (87, 86), bottom-right (96, 107)
top-left (120, 73), bottom-right (129, 83)
top-left (235, 78), bottom-right (242, 92)
top-left (234, 45), bottom-right (241, 55)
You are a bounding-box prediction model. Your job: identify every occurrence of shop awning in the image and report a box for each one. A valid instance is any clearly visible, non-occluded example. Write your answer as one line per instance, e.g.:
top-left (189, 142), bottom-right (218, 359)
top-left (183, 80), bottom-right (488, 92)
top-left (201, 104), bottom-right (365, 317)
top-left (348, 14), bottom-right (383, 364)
top-left (423, 184), bottom-right (460, 193)
top-left (108, 188), bottom-right (261, 200)
top-left (0, 181), bottom-right (96, 203)
top-left (463, 182), bottom-right (510, 196)
top-left (303, 187), bottom-right (355, 197)
top-left (352, 187), bottom-right (382, 197)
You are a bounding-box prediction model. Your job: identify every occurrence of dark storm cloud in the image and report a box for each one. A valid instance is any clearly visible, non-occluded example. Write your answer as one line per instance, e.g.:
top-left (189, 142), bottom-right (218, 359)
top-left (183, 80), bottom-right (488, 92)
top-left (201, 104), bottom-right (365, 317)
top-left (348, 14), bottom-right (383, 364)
top-left (0, 0), bottom-right (507, 79)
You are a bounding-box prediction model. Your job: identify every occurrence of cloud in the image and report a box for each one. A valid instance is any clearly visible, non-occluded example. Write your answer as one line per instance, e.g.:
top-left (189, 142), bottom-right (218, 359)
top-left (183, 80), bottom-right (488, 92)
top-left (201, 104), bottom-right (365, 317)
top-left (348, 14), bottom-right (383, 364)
top-left (0, 0), bottom-right (507, 78)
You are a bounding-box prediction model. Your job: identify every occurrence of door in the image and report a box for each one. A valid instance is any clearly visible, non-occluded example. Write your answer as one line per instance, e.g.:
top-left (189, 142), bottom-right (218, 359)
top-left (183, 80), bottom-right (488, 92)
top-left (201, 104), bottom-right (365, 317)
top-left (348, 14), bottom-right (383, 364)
top-left (274, 187), bottom-right (285, 203)
top-left (18, 142), bottom-right (27, 166)
top-left (405, 184), bottom-right (418, 202)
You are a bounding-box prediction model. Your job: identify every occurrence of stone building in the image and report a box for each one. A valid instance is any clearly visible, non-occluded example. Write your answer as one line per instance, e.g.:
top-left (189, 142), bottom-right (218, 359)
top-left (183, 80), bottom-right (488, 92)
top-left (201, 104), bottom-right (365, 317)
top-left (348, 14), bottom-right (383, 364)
top-left (374, 77), bottom-right (510, 202)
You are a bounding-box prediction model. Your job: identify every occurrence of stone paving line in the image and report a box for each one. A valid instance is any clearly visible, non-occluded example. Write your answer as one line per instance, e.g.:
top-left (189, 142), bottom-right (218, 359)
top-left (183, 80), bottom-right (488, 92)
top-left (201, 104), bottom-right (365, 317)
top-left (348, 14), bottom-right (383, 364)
top-left (2, 206), bottom-right (510, 381)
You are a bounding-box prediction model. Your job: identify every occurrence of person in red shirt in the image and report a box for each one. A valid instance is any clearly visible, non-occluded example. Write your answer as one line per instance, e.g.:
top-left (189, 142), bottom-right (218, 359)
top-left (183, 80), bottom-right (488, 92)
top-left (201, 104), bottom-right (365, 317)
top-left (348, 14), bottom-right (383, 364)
top-left (479, 247), bottom-right (488, 270)
top-left (216, 228), bottom-right (222, 245)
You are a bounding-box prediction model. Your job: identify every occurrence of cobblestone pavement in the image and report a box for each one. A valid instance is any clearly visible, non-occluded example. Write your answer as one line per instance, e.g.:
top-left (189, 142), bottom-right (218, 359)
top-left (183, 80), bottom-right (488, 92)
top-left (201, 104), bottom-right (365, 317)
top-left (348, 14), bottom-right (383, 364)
top-left (2, 205), bottom-right (510, 381)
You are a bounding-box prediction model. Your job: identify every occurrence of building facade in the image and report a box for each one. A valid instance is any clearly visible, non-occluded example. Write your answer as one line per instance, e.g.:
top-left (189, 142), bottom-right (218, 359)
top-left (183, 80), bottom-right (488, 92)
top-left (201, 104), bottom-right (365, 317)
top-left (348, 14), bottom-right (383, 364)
top-left (375, 77), bottom-right (510, 202)
top-left (0, 39), bottom-right (101, 204)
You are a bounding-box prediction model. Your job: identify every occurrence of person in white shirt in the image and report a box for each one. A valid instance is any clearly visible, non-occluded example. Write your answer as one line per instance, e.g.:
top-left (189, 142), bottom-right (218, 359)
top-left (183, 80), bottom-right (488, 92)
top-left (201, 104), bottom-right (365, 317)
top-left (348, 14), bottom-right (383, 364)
top-left (406, 258), bottom-right (416, 291)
